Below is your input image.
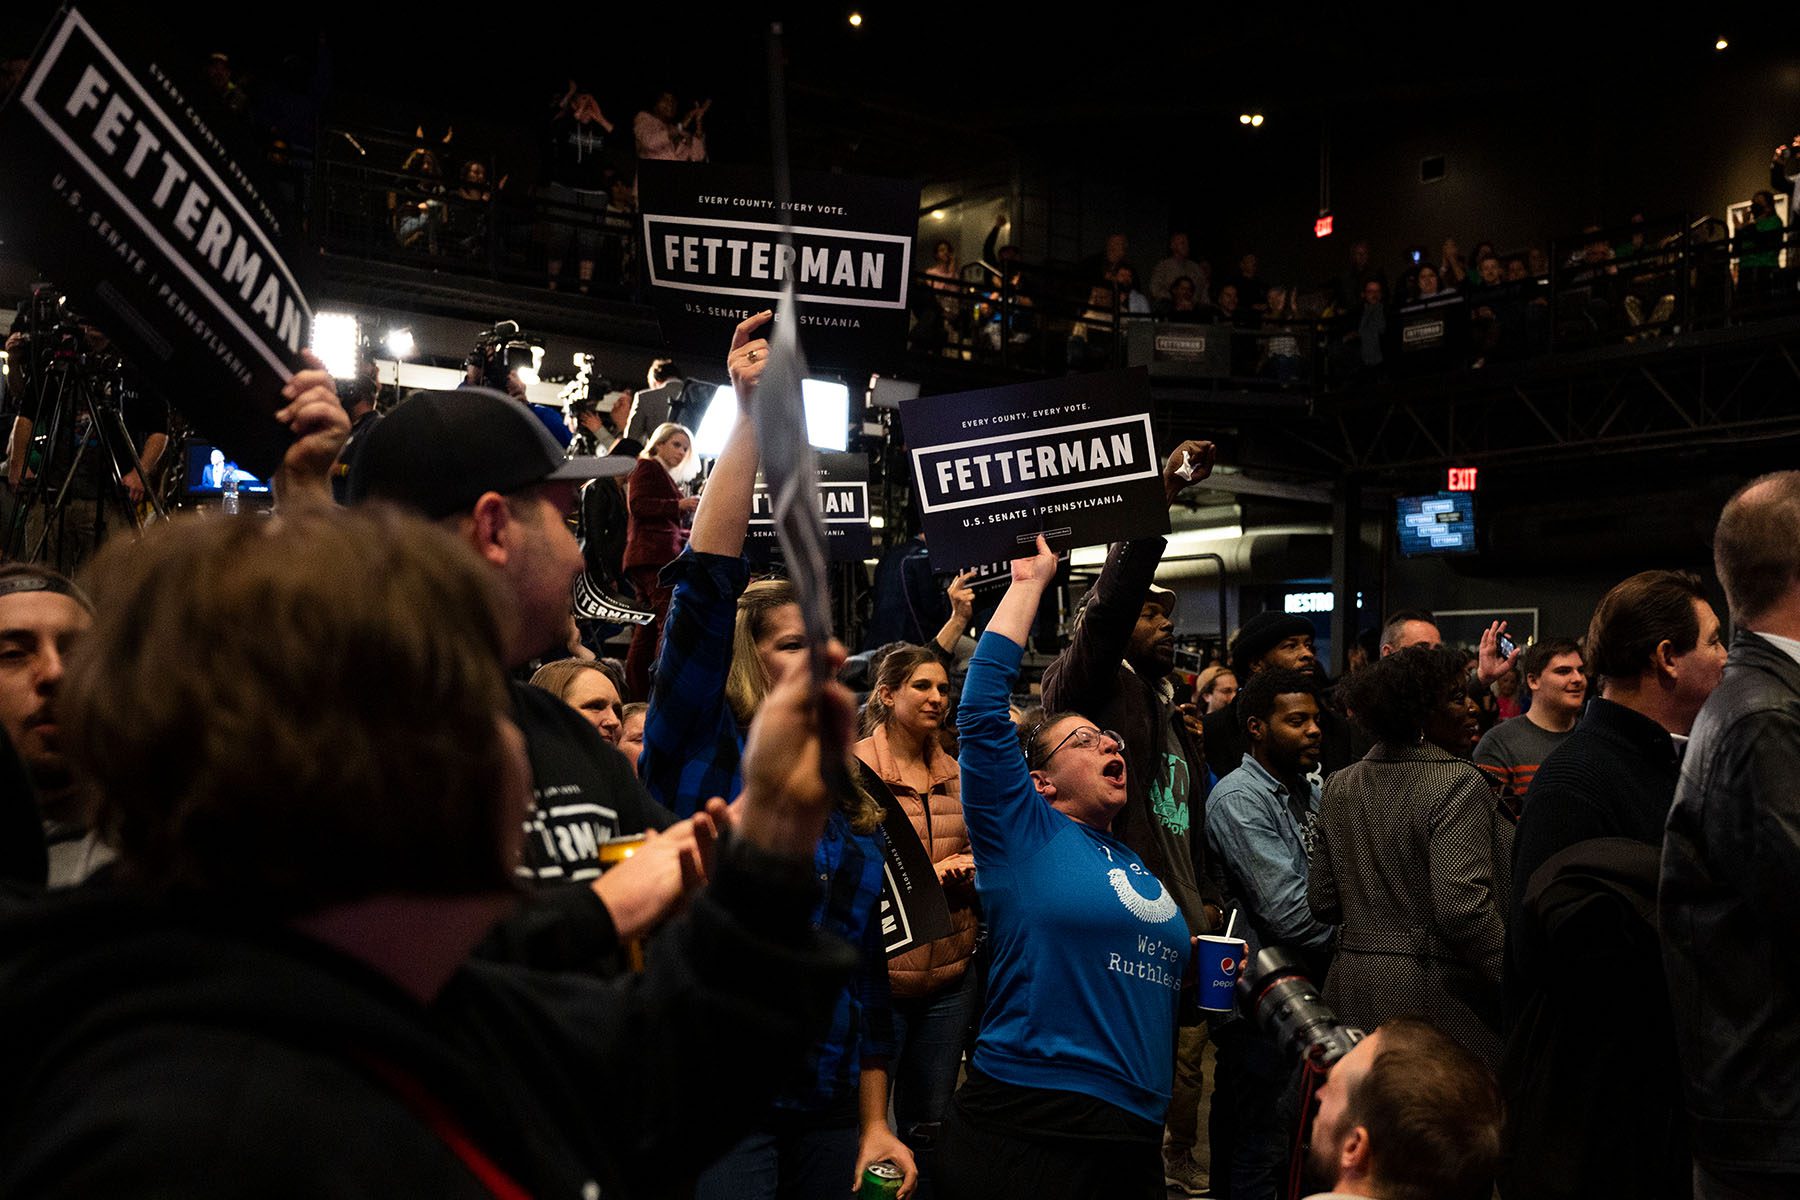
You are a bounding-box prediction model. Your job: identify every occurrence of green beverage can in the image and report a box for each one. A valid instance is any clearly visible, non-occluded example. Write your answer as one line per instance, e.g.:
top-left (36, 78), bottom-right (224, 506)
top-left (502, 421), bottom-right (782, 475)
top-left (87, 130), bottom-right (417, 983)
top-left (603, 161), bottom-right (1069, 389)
top-left (858, 1160), bottom-right (904, 1199)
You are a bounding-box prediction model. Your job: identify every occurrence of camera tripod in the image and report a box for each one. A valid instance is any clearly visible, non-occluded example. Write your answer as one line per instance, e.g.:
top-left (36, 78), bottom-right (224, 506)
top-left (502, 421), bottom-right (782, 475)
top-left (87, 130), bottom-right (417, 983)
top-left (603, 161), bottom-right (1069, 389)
top-left (5, 302), bottom-right (166, 572)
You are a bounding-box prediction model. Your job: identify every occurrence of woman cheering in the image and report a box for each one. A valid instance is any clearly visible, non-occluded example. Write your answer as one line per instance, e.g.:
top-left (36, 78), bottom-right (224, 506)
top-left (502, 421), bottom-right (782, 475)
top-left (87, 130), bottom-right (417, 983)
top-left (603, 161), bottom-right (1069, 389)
top-left (936, 536), bottom-right (1190, 1200)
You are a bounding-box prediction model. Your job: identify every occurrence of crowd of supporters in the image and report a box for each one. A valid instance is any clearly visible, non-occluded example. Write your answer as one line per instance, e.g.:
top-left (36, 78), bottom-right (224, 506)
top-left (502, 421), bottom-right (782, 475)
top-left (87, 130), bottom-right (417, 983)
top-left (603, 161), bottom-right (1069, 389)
top-left (0, 284), bottom-right (1797, 1200)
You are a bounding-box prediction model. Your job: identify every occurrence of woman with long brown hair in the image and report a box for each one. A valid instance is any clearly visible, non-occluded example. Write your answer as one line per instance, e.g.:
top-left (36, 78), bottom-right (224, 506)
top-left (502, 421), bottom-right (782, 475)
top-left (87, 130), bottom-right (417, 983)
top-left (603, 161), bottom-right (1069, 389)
top-left (855, 645), bottom-right (976, 1186)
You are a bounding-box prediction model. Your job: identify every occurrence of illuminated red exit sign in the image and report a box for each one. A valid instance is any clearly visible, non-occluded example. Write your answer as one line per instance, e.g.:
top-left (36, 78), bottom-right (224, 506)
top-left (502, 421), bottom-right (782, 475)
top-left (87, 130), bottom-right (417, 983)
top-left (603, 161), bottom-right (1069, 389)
top-left (1448, 467), bottom-right (1478, 491)
top-left (1314, 214), bottom-right (1334, 238)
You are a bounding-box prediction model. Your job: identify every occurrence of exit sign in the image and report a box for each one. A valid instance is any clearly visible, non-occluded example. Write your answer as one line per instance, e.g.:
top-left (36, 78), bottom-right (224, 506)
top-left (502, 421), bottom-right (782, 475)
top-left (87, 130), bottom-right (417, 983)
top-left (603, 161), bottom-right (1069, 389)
top-left (1314, 214), bottom-right (1334, 238)
top-left (1448, 467), bottom-right (1478, 491)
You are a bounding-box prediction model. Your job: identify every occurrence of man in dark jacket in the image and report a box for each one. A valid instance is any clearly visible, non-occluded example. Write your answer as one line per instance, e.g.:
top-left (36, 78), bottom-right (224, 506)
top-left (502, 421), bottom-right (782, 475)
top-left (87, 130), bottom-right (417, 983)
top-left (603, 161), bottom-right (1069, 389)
top-left (1039, 437), bottom-right (1225, 1197)
top-left (1502, 569), bottom-right (1726, 1199)
top-left (1662, 470), bottom-right (1800, 1200)
top-left (0, 507), bottom-right (857, 1198)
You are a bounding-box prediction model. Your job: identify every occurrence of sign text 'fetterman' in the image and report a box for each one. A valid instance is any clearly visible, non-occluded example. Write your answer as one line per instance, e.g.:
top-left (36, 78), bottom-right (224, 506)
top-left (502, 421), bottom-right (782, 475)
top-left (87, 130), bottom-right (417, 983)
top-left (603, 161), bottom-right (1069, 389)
top-left (0, 7), bottom-right (311, 475)
top-left (902, 368), bottom-right (1169, 564)
top-left (637, 162), bottom-right (918, 368)
top-left (746, 451), bottom-right (871, 562)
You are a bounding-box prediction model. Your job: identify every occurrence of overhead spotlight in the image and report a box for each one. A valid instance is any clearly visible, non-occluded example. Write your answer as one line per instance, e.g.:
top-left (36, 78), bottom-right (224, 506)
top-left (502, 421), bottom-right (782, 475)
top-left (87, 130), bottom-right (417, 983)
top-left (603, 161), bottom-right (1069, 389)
top-left (849, 11), bottom-right (863, 26)
top-left (384, 328), bottom-right (414, 359)
top-left (930, 209), bottom-right (947, 221)
top-left (309, 311), bottom-right (360, 380)
top-left (1239, 113), bottom-right (1252, 125)
top-left (1715, 36), bottom-right (1728, 50)
top-left (1251, 113), bottom-right (1265, 127)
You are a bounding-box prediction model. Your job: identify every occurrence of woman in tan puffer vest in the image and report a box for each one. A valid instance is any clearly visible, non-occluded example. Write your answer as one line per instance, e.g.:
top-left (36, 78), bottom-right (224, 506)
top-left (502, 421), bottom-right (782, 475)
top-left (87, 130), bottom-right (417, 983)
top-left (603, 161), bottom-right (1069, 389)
top-left (854, 643), bottom-right (980, 1181)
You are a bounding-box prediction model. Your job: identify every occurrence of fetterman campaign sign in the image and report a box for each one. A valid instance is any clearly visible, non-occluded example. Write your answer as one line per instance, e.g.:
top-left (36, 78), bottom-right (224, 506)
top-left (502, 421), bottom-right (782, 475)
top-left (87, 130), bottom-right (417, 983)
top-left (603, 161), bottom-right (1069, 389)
top-left (746, 451), bottom-right (871, 562)
top-left (0, 8), bottom-right (310, 477)
top-left (638, 162), bottom-right (917, 368)
top-left (903, 368), bottom-right (1168, 564)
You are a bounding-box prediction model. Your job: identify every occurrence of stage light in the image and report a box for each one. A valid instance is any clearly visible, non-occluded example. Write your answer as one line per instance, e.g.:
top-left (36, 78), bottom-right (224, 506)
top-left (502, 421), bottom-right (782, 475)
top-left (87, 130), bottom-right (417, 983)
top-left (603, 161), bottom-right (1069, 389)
top-left (849, 11), bottom-right (863, 26)
top-left (693, 379), bottom-right (849, 455)
top-left (1239, 113), bottom-right (1252, 125)
top-left (1251, 113), bottom-right (1264, 127)
top-left (1715, 37), bottom-right (1728, 50)
top-left (930, 209), bottom-right (947, 220)
top-left (692, 385), bottom-right (739, 458)
top-left (803, 378), bottom-right (851, 451)
top-left (384, 328), bottom-right (414, 359)
top-left (310, 312), bottom-right (360, 379)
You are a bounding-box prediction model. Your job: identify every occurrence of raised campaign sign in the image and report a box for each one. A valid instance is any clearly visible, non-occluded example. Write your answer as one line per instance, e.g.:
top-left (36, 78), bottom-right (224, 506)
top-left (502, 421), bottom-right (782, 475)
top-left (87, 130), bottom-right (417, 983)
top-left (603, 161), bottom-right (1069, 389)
top-left (0, 7), bottom-right (312, 476)
top-left (637, 162), bottom-right (918, 368)
top-left (902, 367), bottom-right (1169, 564)
top-left (746, 450), bottom-right (871, 562)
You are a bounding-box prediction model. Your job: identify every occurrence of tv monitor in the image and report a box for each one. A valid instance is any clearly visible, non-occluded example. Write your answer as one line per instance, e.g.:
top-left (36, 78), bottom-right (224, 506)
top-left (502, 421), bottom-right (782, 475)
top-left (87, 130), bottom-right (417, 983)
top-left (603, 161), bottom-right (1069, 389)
top-left (1396, 491), bottom-right (1476, 556)
top-left (184, 441), bottom-right (272, 496)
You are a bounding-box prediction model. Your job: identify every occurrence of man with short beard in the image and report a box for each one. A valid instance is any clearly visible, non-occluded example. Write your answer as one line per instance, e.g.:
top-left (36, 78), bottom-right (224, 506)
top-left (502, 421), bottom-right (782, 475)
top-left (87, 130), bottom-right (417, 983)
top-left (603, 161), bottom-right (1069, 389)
top-left (0, 565), bottom-right (101, 885)
top-left (1301, 1019), bottom-right (1501, 1200)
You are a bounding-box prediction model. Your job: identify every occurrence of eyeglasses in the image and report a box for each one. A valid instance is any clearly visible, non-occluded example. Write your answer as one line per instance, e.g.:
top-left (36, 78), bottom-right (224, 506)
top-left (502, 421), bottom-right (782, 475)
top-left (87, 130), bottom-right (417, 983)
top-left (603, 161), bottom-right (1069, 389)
top-left (1042, 726), bottom-right (1123, 766)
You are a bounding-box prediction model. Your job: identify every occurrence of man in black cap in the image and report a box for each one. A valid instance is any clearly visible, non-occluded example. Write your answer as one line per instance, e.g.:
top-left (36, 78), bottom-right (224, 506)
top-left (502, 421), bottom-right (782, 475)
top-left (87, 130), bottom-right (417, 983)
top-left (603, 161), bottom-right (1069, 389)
top-left (348, 386), bottom-right (682, 971)
top-left (1203, 611), bottom-right (1355, 781)
top-left (1039, 437), bottom-right (1227, 1196)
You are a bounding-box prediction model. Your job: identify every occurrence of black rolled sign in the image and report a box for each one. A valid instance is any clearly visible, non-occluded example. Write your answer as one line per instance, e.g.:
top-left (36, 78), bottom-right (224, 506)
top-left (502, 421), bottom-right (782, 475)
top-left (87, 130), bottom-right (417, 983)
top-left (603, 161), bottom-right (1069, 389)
top-left (901, 368), bottom-right (1169, 564)
top-left (0, 7), bottom-right (312, 477)
top-left (637, 162), bottom-right (918, 368)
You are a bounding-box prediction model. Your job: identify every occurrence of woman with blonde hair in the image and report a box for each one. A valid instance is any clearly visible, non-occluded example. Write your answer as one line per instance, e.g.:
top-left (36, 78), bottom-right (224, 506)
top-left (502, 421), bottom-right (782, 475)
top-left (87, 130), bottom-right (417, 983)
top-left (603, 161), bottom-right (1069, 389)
top-left (623, 421), bottom-right (698, 698)
top-left (640, 312), bottom-right (916, 1198)
top-left (529, 658), bottom-right (625, 744)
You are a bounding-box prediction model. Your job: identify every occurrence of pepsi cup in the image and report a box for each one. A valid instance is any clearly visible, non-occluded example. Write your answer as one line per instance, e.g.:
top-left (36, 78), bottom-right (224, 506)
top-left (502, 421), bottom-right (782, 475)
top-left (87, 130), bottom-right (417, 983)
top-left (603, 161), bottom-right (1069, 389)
top-left (1196, 935), bottom-right (1249, 1012)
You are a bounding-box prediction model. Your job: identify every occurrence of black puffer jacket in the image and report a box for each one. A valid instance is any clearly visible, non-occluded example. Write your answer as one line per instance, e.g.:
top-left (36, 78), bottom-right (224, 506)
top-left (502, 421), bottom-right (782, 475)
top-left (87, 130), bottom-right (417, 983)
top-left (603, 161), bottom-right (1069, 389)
top-left (1661, 631), bottom-right (1800, 1173)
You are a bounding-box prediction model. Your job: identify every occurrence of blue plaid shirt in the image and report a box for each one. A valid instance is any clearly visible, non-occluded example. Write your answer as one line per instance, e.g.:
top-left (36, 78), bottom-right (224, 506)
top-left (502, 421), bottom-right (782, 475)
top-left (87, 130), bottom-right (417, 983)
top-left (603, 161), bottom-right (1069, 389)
top-left (638, 548), bottom-right (893, 1109)
top-left (640, 551), bottom-right (751, 817)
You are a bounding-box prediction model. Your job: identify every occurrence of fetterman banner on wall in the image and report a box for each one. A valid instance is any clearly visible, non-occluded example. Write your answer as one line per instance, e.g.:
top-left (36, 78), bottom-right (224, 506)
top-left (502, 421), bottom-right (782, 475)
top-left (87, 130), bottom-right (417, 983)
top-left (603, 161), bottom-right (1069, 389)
top-left (0, 6), bottom-right (312, 477)
top-left (637, 162), bottom-right (918, 368)
top-left (902, 367), bottom-right (1170, 564)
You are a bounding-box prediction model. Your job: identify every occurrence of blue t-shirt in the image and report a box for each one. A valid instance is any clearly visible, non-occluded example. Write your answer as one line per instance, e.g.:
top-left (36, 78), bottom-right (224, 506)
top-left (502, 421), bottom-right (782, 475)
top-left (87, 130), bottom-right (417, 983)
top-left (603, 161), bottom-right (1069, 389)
top-left (957, 632), bottom-right (1191, 1124)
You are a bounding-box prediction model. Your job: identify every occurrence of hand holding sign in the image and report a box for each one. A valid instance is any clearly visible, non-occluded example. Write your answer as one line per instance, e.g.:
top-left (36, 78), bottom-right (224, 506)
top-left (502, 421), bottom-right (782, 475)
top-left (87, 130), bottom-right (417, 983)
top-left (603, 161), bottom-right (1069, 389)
top-left (947, 569), bottom-right (976, 624)
top-left (1012, 534), bottom-right (1061, 583)
top-left (1164, 438), bottom-right (1216, 503)
top-left (727, 309), bottom-right (774, 400)
top-left (271, 350), bottom-right (350, 511)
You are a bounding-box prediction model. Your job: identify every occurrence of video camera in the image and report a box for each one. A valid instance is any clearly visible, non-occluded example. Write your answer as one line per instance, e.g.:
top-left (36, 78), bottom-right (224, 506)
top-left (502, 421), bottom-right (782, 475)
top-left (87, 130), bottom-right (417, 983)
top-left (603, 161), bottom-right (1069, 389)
top-left (467, 320), bottom-right (543, 392)
top-left (10, 285), bottom-right (124, 390)
top-left (1235, 947), bottom-right (1364, 1070)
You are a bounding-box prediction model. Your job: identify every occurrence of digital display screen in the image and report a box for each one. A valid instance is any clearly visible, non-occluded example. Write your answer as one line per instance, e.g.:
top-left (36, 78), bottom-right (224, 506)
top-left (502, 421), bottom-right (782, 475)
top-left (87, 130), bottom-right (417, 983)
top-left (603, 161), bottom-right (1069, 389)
top-left (1396, 491), bottom-right (1476, 556)
top-left (184, 441), bottom-right (271, 495)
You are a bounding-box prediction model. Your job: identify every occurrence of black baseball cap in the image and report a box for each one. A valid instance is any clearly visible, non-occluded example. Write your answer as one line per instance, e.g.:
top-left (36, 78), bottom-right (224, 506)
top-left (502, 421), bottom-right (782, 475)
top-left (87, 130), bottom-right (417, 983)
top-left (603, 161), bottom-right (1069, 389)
top-left (346, 387), bottom-right (634, 519)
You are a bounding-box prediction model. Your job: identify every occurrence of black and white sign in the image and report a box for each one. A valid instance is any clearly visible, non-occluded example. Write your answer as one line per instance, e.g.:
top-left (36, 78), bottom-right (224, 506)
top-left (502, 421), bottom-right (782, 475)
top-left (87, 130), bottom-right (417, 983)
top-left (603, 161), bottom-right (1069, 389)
top-left (746, 451), bottom-right (871, 562)
top-left (0, 8), bottom-right (312, 477)
top-left (1126, 321), bottom-right (1229, 379)
top-left (638, 162), bottom-right (918, 367)
top-left (902, 368), bottom-right (1169, 564)
top-left (940, 550), bottom-right (1071, 595)
top-left (856, 762), bottom-right (954, 957)
top-left (572, 573), bottom-right (655, 626)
